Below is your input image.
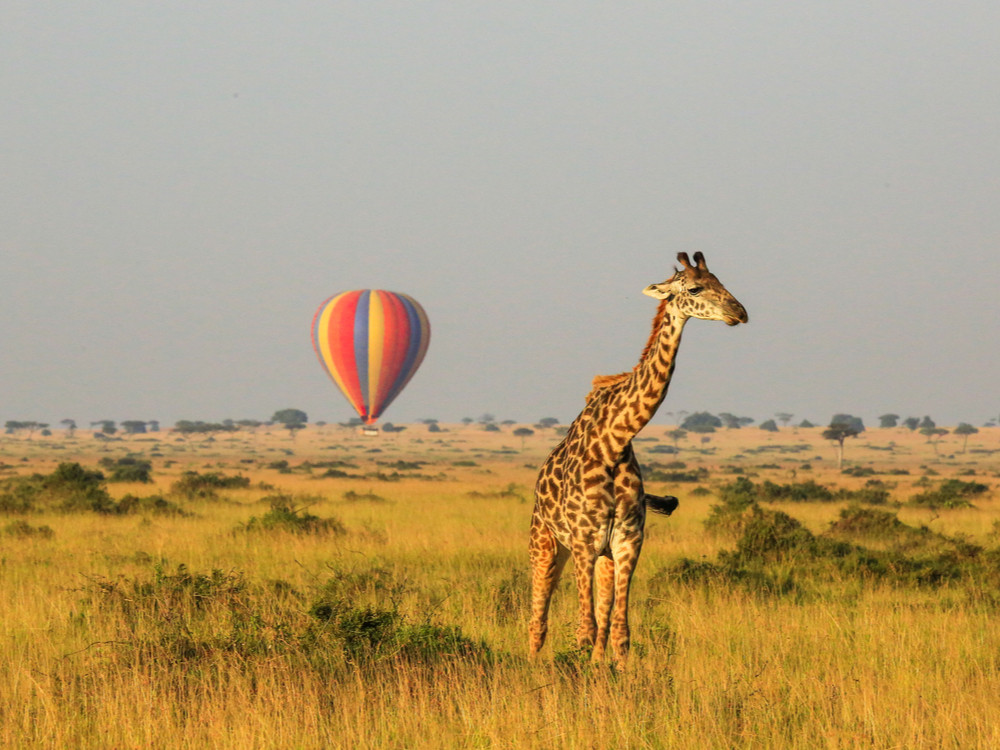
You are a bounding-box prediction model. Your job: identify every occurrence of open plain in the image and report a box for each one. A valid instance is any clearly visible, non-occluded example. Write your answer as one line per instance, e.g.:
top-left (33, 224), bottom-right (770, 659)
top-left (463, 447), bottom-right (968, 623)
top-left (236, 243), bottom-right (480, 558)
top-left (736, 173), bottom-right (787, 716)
top-left (2, 422), bottom-right (999, 748)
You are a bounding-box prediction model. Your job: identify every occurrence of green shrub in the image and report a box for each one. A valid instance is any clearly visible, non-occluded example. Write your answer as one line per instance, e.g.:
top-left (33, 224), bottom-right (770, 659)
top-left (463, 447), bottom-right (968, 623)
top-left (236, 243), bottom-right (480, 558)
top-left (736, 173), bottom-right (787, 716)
top-left (910, 479), bottom-right (990, 509)
top-left (3, 520), bottom-right (54, 538)
top-left (100, 457), bottom-right (154, 483)
top-left (171, 471), bottom-right (250, 499)
top-left (241, 496), bottom-right (346, 535)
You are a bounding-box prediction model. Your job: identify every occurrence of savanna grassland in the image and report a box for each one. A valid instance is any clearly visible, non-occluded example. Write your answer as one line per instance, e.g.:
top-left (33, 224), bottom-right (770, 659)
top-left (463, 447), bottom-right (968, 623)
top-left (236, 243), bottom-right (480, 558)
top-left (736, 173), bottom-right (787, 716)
top-left (2, 422), bottom-right (1000, 749)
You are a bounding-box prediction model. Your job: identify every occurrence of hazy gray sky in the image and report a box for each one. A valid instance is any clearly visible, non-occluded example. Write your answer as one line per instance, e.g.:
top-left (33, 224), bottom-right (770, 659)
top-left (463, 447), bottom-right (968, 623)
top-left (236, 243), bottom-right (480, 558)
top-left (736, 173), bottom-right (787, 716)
top-left (4, 2), bottom-right (999, 430)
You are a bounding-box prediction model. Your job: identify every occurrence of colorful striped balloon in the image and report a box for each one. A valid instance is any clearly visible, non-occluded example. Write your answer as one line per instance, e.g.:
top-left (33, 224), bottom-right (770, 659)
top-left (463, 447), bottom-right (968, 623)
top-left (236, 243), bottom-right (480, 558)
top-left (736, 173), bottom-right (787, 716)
top-left (311, 290), bottom-right (431, 425)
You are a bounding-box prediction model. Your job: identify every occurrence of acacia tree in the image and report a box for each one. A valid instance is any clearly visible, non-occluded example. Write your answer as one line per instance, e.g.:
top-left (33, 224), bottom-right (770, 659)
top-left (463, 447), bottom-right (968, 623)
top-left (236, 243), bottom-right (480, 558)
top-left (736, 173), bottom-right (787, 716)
top-left (513, 427), bottom-right (534, 450)
top-left (121, 420), bottom-right (148, 435)
top-left (667, 428), bottom-right (687, 451)
top-left (91, 420), bottom-right (117, 436)
top-left (681, 412), bottom-right (721, 433)
top-left (775, 412), bottom-right (794, 428)
top-left (921, 426), bottom-right (949, 454)
top-left (60, 419), bottom-right (77, 437)
top-left (5, 421), bottom-right (45, 439)
top-left (954, 423), bottom-right (979, 453)
top-left (878, 414), bottom-right (899, 428)
top-left (823, 421), bottom-right (861, 470)
top-left (271, 409), bottom-right (308, 439)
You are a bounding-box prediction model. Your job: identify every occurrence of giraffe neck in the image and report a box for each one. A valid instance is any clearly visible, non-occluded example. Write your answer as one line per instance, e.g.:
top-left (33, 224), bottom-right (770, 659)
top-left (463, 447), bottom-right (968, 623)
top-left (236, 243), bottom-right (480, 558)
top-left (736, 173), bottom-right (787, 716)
top-left (600, 307), bottom-right (688, 456)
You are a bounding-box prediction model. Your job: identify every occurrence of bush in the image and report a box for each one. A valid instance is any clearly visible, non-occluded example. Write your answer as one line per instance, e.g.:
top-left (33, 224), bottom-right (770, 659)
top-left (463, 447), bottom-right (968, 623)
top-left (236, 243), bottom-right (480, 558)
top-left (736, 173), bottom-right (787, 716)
top-left (909, 479), bottom-right (990, 509)
top-left (3, 520), bottom-right (55, 538)
top-left (308, 600), bottom-right (492, 664)
top-left (100, 457), bottom-right (154, 483)
top-left (171, 471), bottom-right (251, 499)
top-left (0, 462), bottom-right (115, 513)
top-left (241, 496), bottom-right (346, 535)
top-left (116, 494), bottom-right (189, 516)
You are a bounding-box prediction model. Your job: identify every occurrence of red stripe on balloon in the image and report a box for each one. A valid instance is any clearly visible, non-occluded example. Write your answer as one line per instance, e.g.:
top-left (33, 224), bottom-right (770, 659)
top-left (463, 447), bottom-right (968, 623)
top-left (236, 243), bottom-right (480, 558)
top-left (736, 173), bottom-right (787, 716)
top-left (369, 292), bottom-right (409, 418)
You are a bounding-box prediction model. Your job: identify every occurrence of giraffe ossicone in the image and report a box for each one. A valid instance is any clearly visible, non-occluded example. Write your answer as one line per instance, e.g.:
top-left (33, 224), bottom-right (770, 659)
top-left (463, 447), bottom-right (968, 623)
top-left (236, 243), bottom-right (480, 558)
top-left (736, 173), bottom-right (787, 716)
top-left (528, 252), bottom-right (748, 663)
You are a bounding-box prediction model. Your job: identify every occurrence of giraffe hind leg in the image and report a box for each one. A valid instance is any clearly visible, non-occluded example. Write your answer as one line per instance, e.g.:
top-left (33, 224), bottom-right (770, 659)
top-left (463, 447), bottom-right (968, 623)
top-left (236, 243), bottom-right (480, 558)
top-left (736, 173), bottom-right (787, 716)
top-left (592, 554), bottom-right (615, 661)
top-left (528, 514), bottom-right (568, 658)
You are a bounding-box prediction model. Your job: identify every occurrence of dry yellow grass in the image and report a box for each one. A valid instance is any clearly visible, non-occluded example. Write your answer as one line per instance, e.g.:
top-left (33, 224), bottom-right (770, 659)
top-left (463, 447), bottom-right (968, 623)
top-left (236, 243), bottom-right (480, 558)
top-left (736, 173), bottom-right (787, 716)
top-left (1, 423), bottom-right (999, 748)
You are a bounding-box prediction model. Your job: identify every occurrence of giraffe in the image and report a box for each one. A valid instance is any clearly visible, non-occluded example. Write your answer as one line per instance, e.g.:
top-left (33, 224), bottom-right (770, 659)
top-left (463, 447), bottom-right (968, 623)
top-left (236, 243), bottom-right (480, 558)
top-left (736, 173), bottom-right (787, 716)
top-left (528, 252), bottom-right (748, 662)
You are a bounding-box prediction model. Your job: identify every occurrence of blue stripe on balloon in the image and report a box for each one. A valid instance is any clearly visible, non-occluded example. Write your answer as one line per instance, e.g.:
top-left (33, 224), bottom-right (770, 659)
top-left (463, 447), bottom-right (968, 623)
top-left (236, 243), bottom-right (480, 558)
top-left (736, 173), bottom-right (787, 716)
top-left (354, 290), bottom-right (371, 417)
top-left (379, 295), bottom-right (422, 412)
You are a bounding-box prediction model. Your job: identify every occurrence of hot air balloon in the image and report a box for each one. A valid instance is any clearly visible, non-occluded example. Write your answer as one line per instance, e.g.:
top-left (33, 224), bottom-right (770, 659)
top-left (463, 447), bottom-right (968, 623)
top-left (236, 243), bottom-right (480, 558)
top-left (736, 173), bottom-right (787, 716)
top-left (311, 290), bottom-right (431, 425)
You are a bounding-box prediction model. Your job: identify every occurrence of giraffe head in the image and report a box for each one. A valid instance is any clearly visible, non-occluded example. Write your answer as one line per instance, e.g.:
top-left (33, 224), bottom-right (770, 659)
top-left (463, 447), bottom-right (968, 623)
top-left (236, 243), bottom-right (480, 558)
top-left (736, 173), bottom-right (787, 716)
top-left (642, 252), bottom-right (748, 326)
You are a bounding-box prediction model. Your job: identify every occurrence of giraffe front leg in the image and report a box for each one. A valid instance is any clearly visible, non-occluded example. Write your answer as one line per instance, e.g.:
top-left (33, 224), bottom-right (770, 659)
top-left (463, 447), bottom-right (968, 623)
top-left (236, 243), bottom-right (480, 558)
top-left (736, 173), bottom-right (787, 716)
top-left (592, 554), bottom-right (615, 661)
top-left (528, 514), bottom-right (568, 658)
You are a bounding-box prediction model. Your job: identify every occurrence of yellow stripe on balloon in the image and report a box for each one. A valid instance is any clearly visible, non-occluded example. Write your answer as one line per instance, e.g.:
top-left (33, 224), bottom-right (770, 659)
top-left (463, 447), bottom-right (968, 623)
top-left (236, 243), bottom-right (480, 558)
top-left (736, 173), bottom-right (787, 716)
top-left (367, 291), bottom-right (386, 411)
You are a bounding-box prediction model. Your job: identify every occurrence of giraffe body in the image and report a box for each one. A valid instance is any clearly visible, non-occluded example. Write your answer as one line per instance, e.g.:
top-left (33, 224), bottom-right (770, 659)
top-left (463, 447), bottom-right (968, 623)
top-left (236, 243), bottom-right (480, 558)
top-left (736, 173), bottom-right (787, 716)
top-left (528, 252), bottom-right (747, 662)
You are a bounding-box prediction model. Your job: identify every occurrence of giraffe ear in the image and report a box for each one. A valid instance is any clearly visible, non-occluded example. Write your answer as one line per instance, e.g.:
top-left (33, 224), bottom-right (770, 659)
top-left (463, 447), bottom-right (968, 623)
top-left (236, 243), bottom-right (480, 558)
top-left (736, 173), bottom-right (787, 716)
top-left (677, 252), bottom-right (693, 269)
top-left (693, 251), bottom-right (707, 270)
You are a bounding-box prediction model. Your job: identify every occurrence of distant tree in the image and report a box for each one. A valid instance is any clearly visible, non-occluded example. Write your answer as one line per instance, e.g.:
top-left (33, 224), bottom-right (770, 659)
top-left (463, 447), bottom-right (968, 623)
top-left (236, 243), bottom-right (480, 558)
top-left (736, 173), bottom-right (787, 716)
top-left (483, 423), bottom-right (500, 432)
top-left (236, 419), bottom-right (263, 432)
top-left (428, 422), bottom-right (442, 433)
top-left (461, 417), bottom-right (474, 426)
top-left (918, 416), bottom-right (936, 431)
top-left (718, 413), bottom-right (742, 429)
top-left (339, 417), bottom-right (364, 429)
top-left (921, 426), bottom-right (949, 454)
top-left (667, 428), bottom-right (687, 450)
top-left (759, 419), bottom-right (779, 432)
top-left (681, 412), bottom-right (722, 433)
top-left (823, 422), bottom-right (862, 470)
top-left (830, 414), bottom-right (865, 433)
top-left (513, 427), bottom-right (534, 449)
top-left (501, 419), bottom-right (517, 427)
top-left (478, 413), bottom-right (496, 425)
top-left (174, 420), bottom-right (237, 437)
top-left (60, 419), bottom-right (77, 437)
top-left (775, 412), bottom-right (794, 428)
top-left (271, 409), bottom-right (308, 438)
top-left (91, 420), bottom-right (117, 436)
top-left (798, 419), bottom-right (815, 428)
top-left (903, 417), bottom-right (920, 431)
top-left (878, 414), bottom-right (899, 429)
top-left (121, 420), bottom-right (148, 435)
top-left (381, 423), bottom-right (407, 433)
top-left (420, 418), bottom-right (439, 425)
top-left (536, 417), bottom-right (560, 429)
top-left (147, 420), bottom-right (160, 432)
top-left (8, 421), bottom-right (48, 438)
top-left (954, 423), bottom-right (979, 453)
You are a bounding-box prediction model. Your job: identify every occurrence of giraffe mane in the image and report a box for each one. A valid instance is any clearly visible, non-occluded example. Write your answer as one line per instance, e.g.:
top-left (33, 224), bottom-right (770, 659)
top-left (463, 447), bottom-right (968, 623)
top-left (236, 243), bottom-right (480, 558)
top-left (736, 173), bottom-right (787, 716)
top-left (584, 299), bottom-right (669, 403)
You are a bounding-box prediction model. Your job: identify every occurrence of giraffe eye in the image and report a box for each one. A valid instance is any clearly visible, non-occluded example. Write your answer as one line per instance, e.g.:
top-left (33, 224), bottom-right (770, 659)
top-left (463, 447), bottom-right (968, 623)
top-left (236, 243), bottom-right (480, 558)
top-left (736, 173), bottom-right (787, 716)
top-left (689, 286), bottom-right (703, 295)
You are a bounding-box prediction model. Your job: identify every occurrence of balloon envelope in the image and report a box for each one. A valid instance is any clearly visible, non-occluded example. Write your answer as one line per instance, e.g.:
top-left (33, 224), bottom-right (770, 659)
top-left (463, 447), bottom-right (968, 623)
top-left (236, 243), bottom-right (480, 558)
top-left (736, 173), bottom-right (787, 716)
top-left (311, 290), bottom-right (431, 424)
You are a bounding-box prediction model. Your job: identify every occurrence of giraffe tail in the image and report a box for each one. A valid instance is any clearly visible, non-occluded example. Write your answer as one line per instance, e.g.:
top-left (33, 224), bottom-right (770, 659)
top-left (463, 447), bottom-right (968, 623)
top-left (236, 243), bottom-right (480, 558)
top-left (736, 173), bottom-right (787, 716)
top-left (645, 493), bottom-right (679, 516)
